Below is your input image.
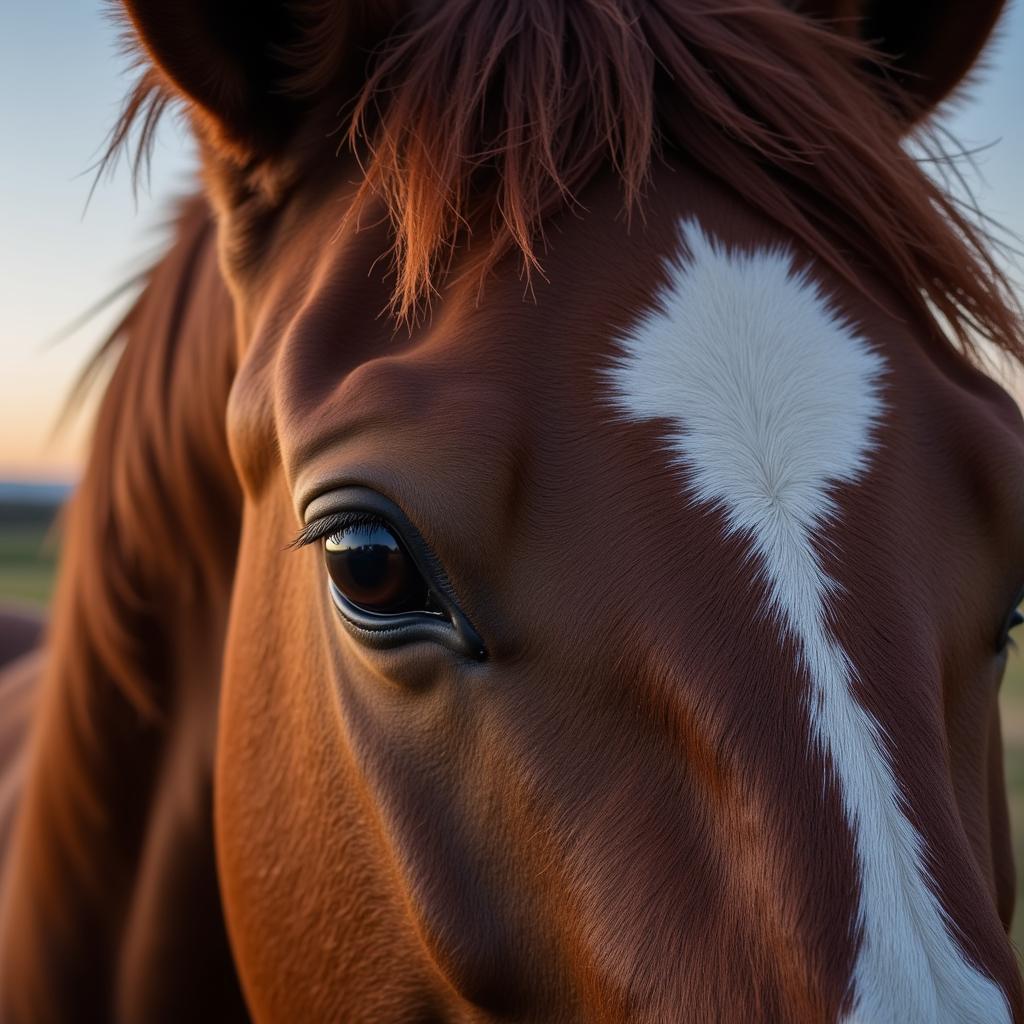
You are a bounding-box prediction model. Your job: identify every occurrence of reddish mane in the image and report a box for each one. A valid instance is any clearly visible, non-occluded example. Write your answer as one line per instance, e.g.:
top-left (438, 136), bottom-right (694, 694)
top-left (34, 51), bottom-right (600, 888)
top-left (108, 0), bottom-right (1021, 357)
top-left (0, 199), bottom-right (247, 1019)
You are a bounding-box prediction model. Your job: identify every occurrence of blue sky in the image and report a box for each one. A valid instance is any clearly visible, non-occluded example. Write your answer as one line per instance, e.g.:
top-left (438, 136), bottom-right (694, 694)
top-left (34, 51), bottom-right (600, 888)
top-left (1, 1), bottom-right (1022, 480)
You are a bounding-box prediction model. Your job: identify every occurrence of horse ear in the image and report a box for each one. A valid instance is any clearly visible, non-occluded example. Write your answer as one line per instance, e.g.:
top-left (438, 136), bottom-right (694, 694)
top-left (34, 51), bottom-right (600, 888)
top-left (119, 1), bottom-right (401, 162)
top-left (795, 0), bottom-right (1007, 121)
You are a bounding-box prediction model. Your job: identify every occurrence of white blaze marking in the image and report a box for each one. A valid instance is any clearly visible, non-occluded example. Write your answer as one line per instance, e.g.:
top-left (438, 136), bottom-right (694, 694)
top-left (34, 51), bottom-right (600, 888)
top-left (604, 221), bottom-right (1008, 1023)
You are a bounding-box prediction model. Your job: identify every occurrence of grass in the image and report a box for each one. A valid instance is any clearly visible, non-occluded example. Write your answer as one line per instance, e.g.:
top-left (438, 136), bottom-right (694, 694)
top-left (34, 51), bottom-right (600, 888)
top-left (0, 510), bottom-right (59, 607)
top-left (0, 526), bottom-right (58, 606)
top-left (1, 517), bottom-right (1024, 949)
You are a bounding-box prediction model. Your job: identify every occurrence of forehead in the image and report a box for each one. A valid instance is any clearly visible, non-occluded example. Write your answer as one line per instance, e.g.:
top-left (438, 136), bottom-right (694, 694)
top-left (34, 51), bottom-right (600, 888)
top-left (228, 165), bottom-right (1024, 585)
top-left (229, 178), bottom-right (668, 508)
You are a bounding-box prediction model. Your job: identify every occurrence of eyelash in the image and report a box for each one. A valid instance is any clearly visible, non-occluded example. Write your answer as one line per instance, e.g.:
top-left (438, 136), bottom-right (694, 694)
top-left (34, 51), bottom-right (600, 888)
top-left (291, 511), bottom-right (383, 549)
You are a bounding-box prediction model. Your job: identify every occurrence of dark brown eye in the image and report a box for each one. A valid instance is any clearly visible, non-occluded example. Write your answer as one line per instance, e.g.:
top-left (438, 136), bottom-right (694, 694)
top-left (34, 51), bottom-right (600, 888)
top-left (324, 521), bottom-right (439, 616)
top-left (299, 488), bottom-right (486, 659)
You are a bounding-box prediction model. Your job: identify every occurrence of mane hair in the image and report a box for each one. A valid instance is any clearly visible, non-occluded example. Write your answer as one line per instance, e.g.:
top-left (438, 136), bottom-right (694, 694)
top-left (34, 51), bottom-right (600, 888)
top-left (0, 198), bottom-right (244, 1018)
top-left (110, 0), bottom-right (1022, 355)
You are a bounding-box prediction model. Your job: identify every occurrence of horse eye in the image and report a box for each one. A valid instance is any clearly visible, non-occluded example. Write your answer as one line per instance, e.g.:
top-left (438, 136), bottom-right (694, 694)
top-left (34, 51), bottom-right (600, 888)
top-left (302, 487), bottom-right (486, 660)
top-left (324, 521), bottom-right (441, 617)
top-left (998, 588), bottom-right (1024, 653)
top-left (1001, 610), bottom-right (1024, 650)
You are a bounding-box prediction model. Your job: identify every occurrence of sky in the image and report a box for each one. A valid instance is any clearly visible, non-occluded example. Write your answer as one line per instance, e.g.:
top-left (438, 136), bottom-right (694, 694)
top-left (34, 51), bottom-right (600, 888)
top-left (1, 2), bottom-right (1022, 482)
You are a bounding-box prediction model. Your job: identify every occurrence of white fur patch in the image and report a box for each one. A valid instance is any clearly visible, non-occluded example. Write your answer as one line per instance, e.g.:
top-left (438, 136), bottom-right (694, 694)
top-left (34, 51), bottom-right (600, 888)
top-left (604, 221), bottom-right (1009, 1023)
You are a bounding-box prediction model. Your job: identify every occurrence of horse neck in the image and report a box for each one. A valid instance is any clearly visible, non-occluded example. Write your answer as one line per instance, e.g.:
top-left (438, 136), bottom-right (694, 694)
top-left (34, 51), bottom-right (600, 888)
top-left (0, 195), bottom-right (248, 1022)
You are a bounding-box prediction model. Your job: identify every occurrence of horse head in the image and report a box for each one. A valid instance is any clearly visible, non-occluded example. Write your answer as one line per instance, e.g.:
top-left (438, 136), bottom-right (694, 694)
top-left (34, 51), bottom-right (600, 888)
top-left (2, 2), bottom-right (1023, 1021)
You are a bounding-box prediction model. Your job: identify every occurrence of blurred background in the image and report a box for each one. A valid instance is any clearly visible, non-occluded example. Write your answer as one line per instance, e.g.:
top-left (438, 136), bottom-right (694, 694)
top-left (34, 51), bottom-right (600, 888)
top-left (2, 0), bottom-right (1024, 945)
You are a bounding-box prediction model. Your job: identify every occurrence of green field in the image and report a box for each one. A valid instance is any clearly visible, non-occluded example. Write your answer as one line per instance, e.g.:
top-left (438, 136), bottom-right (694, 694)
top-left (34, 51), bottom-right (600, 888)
top-left (0, 506), bottom-right (59, 606)
top-left (2, 511), bottom-right (1024, 951)
top-left (0, 526), bottom-right (58, 605)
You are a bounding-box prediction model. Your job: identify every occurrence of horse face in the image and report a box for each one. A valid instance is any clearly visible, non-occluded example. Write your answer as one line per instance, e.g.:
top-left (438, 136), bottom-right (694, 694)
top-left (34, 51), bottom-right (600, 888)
top-left (218, 177), bottom-right (744, 1018)
top-left (212, 167), bottom-right (1023, 1021)
top-left (91, 1), bottom-right (1023, 1019)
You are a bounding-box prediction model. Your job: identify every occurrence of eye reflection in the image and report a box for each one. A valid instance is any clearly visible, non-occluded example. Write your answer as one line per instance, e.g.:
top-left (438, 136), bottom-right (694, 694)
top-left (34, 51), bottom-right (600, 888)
top-left (324, 521), bottom-right (438, 616)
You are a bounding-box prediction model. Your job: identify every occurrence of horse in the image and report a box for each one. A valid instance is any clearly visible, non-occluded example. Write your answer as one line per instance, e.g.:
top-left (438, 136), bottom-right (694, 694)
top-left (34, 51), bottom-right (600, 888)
top-left (2, 0), bottom-right (1023, 1020)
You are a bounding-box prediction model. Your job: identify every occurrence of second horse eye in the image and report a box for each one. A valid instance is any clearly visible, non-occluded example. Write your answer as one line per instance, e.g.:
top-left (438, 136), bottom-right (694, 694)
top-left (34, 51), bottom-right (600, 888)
top-left (324, 521), bottom-right (434, 615)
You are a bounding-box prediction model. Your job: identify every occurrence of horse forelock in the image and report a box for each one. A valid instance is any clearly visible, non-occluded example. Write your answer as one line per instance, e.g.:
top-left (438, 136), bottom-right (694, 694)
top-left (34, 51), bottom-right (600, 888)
top-left (104, 0), bottom-right (1022, 366)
